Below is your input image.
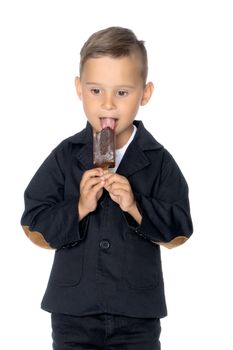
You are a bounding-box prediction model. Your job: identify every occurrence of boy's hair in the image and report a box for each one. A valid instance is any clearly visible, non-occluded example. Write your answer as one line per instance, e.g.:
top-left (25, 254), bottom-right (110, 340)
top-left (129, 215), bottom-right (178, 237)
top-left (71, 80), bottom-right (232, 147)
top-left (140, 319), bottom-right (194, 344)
top-left (79, 26), bottom-right (148, 84)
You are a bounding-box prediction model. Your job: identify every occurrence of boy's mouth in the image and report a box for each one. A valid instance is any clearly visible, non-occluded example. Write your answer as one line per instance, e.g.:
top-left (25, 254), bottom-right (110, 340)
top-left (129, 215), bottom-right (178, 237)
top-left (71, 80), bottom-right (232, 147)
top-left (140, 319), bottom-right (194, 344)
top-left (100, 117), bottom-right (117, 130)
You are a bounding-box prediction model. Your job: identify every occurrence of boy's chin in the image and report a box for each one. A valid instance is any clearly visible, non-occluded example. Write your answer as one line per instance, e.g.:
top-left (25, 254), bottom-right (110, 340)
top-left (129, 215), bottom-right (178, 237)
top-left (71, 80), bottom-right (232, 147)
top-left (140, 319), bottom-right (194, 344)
top-left (88, 122), bottom-right (99, 133)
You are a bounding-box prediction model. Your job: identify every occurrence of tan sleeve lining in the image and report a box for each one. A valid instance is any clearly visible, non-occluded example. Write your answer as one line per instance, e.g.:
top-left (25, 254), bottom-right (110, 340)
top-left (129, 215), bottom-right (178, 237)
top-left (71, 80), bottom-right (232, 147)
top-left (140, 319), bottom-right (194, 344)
top-left (151, 235), bottom-right (189, 249)
top-left (22, 225), bottom-right (53, 249)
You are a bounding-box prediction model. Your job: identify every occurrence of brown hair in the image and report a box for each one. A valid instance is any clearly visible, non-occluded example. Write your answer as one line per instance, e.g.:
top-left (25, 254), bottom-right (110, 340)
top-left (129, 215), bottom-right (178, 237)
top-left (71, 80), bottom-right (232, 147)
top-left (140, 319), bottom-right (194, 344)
top-left (79, 26), bottom-right (148, 84)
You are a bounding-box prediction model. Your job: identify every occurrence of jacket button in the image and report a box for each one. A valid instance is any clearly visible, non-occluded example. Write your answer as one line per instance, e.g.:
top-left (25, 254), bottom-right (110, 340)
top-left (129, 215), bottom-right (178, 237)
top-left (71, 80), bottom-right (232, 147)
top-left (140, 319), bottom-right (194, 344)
top-left (99, 239), bottom-right (110, 250)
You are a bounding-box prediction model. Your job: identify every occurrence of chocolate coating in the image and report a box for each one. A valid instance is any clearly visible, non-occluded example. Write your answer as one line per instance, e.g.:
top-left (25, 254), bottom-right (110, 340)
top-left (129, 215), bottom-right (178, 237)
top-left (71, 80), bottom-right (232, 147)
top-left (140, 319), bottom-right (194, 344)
top-left (93, 127), bottom-right (115, 168)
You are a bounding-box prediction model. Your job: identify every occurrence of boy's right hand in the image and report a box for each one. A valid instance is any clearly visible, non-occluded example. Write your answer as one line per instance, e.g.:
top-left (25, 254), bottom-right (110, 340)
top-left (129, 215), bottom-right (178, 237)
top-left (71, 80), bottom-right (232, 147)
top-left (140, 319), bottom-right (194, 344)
top-left (78, 168), bottom-right (105, 221)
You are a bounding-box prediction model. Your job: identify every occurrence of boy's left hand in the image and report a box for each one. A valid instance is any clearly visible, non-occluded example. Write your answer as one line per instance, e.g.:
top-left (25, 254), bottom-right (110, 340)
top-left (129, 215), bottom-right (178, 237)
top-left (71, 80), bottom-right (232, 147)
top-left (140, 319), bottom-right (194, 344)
top-left (103, 172), bottom-right (135, 212)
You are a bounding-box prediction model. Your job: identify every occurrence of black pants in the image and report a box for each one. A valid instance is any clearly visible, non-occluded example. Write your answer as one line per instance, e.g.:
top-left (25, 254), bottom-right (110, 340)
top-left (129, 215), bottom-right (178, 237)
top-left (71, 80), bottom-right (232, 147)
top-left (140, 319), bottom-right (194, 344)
top-left (51, 313), bottom-right (161, 350)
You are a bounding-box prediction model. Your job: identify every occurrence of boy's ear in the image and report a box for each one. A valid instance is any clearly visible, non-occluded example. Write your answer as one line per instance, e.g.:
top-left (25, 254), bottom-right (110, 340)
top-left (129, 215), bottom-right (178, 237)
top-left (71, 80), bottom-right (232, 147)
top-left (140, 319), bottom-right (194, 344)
top-left (75, 76), bottom-right (82, 100)
top-left (141, 82), bottom-right (154, 106)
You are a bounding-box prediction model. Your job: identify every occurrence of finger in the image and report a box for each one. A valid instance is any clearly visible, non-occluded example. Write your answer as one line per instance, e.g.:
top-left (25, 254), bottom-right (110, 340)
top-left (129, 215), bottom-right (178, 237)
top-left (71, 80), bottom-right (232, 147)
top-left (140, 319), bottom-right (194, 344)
top-left (108, 188), bottom-right (135, 210)
top-left (81, 168), bottom-right (104, 188)
top-left (82, 168), bottom-right (104, 181)
top-left (104, 174), bottom-right (129, 188)
top-left (106, 182), bottom-right (130, 193)
top-left (82, 176), bottom-right (105, 192)
top-left (108, 187), bottom-right (132, 198)
top-left (92, 180), bottom-right (105, 195)
top-left (104, 172), bottom-right (126, 181)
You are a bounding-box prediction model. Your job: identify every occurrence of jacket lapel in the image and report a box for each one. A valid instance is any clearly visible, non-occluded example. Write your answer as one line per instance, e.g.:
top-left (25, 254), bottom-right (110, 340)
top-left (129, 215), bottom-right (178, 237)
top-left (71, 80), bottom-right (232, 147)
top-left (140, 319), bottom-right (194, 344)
top-left (117, 143), bottom-right (151, 177)
top-left (117, 121), bottom-right (163, 177)
top-left (68, 123), bottom-right (93, 170)
top-left (75, 142), bottom-right (93, 170)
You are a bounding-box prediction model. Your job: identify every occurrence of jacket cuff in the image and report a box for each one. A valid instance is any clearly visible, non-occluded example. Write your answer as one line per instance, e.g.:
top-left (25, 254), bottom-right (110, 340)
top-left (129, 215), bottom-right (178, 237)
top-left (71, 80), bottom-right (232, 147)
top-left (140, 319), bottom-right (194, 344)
top-left (61, 215), bottom-right (89, 249)
top-left (122, 209), bottom-right (147, 240)
top-left (23, 199), bottom-right (89, 250)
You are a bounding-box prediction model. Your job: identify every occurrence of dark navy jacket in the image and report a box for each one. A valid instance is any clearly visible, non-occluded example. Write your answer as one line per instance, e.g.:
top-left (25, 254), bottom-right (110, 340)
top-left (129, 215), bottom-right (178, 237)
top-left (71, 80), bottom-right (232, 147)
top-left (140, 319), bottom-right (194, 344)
top-left (21, 120), bottom-right (193, 318)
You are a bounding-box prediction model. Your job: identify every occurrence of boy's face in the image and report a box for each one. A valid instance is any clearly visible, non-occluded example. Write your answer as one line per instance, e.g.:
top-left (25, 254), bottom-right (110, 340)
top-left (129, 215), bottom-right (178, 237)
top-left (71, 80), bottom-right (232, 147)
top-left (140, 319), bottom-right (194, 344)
top-left (75, 55), bottom-right (153, 148)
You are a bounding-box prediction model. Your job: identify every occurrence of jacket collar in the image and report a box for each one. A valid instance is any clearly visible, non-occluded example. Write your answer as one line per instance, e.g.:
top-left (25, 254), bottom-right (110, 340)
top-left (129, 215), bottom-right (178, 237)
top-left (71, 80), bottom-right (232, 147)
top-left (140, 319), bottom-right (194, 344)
top-left (117, 120), bottom-right (163, 177)
top-left (67, 122), bottom-right (93, 145)
top-left (67, 121), bottom-right (163, 175)
top-left (67, 123), bottom-right (93, 170)
top-left (133, 120), bottom-right (163, 151)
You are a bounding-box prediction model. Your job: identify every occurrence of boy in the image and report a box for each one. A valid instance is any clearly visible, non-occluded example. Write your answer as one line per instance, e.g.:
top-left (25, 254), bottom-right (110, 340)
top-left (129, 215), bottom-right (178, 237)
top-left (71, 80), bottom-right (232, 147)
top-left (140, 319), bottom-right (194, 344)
top-left (21, 27), bottom-right (193, 349)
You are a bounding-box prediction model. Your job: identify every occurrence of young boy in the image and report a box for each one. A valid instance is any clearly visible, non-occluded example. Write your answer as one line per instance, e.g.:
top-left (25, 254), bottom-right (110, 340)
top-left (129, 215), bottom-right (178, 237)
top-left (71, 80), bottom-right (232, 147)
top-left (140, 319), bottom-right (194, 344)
top-left (21, 27), bottom-right (193, 350)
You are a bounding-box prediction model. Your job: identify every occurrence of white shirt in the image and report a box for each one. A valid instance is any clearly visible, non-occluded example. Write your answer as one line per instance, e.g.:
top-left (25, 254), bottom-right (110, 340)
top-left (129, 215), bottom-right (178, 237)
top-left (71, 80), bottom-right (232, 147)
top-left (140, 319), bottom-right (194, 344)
top-left (110, 125), bottom-right (137, 173)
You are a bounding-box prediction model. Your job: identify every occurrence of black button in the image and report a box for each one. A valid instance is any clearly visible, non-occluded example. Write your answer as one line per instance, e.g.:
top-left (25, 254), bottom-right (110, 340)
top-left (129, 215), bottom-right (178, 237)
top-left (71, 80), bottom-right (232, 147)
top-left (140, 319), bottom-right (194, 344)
top-left (99, 239), bottom-right (110, 250)
top-left (100, 200), bottom-right (109, 208)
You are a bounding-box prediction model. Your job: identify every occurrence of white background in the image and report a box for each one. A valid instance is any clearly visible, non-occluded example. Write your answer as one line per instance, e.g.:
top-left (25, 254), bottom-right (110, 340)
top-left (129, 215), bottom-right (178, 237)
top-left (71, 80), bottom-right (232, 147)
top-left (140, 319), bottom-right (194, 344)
top-left (0, 0), bottom-right (232, 349)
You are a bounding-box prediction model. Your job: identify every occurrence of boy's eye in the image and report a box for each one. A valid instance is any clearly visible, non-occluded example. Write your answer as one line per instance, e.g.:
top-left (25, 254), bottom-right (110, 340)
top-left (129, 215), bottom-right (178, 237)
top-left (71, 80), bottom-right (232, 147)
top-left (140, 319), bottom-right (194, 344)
top-left (117, 90), bottom-right (128, 97)
top-left (91, 88), bottom-right (101, 95)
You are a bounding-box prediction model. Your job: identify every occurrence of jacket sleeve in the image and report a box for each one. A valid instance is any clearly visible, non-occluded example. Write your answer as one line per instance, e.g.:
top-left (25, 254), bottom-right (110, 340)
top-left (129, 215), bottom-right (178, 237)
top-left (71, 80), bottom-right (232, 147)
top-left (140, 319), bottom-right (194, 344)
top-left (21, 147), bottom-right (87, 250)
top-left (125, 151), bottom-right (193, 248)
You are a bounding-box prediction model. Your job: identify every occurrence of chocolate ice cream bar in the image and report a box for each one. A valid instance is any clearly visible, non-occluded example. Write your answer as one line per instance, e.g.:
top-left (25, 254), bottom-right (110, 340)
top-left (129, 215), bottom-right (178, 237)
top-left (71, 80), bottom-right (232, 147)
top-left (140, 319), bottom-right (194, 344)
top-left (93, 127), bottom-right (115, 169)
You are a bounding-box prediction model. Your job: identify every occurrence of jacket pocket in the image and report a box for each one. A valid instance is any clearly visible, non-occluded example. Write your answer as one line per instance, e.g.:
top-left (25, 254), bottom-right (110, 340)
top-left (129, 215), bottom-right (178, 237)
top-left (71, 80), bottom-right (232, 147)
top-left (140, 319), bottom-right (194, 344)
top-left (124, 231), bottom-right (159, 290)
top-left (49, 242), bottom-right (84, 287)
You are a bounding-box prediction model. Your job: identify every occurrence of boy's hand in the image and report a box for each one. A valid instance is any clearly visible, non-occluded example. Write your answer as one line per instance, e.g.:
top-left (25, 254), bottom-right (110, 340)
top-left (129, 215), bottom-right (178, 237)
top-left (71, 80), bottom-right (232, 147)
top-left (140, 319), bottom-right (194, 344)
top-left (78, 168), bottom-right (105, 220)
top-left (104, 172), bottom-right (142, 224)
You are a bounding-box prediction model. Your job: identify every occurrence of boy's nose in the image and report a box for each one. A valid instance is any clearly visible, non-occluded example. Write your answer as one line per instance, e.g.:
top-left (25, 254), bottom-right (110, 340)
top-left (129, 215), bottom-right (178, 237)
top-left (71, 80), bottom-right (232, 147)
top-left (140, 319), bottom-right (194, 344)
top-left (102, 94), bottom-right (116, 110)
